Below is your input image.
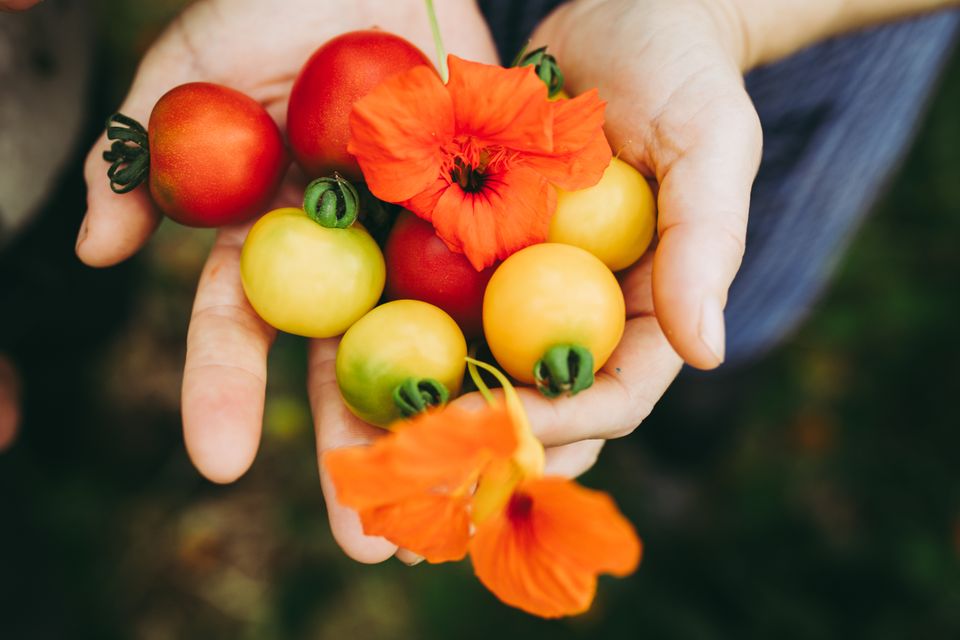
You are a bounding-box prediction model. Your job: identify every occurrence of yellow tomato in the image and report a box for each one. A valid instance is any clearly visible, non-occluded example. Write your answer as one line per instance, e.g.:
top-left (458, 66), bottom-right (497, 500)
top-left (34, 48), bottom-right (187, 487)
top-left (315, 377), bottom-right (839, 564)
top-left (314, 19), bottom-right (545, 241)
top-left (548, 157), bottom-right (656, 271)
top-left (240, 207), bottom-right (385, 337)
top-left (483, 243), bottom-right (625, 395)
top-left (337, 300), bottom-right (467, 428)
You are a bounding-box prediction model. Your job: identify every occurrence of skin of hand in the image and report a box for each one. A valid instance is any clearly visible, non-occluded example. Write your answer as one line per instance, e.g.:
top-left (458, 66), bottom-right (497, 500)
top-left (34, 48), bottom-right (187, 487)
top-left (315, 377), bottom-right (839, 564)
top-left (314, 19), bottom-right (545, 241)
top-left (71, 0), bottom-right (957, 565)
top-left (78, 0), bottom-right (602, 564)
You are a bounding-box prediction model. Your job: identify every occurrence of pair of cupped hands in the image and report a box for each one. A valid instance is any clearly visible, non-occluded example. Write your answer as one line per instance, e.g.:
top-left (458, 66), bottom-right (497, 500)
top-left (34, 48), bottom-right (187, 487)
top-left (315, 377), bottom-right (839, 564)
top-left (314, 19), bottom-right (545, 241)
top-left (76, 0), bottom-right (762, 563)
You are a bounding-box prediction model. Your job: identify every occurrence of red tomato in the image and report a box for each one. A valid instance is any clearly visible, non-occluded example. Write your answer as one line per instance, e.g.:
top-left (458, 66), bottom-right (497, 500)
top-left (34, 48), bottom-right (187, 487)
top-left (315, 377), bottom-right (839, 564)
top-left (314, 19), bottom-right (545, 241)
top-left (128, 83), bottom-right (285, 227)
top-left (384, 211), bottom-right (494, 338)
top-left (286, 30), bottom-right (431, 181)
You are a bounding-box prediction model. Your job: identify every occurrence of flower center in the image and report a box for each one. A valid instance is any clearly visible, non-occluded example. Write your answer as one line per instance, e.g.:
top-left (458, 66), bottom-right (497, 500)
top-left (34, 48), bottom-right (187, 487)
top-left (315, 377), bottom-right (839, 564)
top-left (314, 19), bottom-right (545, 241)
top-left (506, 491), bottom-right (534, 523)
top-left (451, 156), bottom-right (487, 193)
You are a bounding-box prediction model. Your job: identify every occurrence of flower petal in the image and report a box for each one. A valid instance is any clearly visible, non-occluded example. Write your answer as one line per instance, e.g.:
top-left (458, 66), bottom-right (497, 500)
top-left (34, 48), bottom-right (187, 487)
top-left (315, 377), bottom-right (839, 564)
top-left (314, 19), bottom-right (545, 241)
top-left (425, 167), bottom-right (555, 270)
top-left (360, 493), bottom-right (472, 563)
top-left (524, 90), bottom-right (612, 190)
top-left (348, 65), bottom-right (454, 202)
top-left (470, 477), bottom-right (641, 618)
top-left (325, 405), bottom-right (517, 509)
top-left (325, 405), bottom-right (518, 560)
top-left (447, 55), bottom-right (553, 152)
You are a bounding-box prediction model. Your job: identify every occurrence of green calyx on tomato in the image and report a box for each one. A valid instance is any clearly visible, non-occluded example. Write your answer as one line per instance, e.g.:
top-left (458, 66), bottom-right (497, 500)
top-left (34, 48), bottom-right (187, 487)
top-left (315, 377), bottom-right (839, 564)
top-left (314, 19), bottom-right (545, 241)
top-left (103, 113), bottom-right (150, 194)
top-left (534, 344), bottom-right (595, 398)
top-left (392, 377), bottom-right (450, 418)
top-left (512, 44), bottom-right (564, 98)
top-left (303, 173), bottom-right (360, 228)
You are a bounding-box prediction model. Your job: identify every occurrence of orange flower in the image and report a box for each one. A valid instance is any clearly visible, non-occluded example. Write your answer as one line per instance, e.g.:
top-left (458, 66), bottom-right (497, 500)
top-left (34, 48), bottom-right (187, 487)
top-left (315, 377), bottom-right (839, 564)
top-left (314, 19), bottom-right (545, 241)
top-left (325, 404), bottom-right (517, 562)
top-left (325, 360), bottom-right (642, 618)
top-left (348, 55), bottom-right (612, 270)
top-left (471, 478), bottom-right (641, 618)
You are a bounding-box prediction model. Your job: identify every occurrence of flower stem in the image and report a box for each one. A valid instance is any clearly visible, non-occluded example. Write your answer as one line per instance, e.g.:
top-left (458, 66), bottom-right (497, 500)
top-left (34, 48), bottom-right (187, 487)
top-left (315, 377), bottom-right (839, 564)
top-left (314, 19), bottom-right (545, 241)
top-left (466, 356), bottom-right (496, 405)
top-left (424, 0), bottom-right (448, 82)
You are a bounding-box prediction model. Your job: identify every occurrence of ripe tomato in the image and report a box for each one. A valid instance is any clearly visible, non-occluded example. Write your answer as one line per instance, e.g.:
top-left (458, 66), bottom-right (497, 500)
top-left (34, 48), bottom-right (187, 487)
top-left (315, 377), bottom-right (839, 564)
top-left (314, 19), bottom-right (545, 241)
top-left (548, 157), bottom-right (656, 271)
top-left (384, 211), bottom-right (494, 338)
top-left (103, 82), bottom-right (286, 227)
top-left (240, 207), bottom-right (385, 337)
top-left (337, 300), bottom-right (467, 428)
top-left (483, 243), bottom-right (625, 396)
top-left (287, 30), bottom-right (431, 181)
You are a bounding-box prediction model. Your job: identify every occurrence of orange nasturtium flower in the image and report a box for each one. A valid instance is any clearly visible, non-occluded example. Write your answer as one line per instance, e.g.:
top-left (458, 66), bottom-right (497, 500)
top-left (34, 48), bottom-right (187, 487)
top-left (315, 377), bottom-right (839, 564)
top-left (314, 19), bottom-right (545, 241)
top-left (347, 55), bottom-right (612, 270)
top-left (325, 359), bottom-right (641, 618)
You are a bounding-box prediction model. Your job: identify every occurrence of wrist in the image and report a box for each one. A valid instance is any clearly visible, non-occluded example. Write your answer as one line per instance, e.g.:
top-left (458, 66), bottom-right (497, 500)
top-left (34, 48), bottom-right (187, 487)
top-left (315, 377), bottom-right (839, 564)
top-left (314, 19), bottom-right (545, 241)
top-left (725, 0), bottom-right (960, 70)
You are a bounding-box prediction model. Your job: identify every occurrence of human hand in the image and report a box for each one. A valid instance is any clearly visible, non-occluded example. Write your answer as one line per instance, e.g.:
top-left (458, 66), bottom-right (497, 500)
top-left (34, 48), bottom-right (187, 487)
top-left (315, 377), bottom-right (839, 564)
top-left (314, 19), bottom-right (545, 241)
top-left (447, 0), bottom-right (761, 458)
top-left (78, 0), bottom-right (498, 562)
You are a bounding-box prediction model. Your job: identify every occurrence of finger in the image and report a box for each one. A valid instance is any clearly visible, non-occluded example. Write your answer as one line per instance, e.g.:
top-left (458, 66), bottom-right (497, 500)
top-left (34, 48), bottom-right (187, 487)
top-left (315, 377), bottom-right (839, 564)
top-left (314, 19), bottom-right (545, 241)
top-left (0, 355), bottom-right (21, 452)
top-left (394, 548), bottom-right (425, 566)
top-left (650, 90), bottom-right (763, 369)
top-left (77, 24), bottom-right (204, 267)
top-left (544, 439), bottom-right (605, 478)
top-left (181, 225), bottom-right (275, 483)
top-left (308, 338), bottom-right (398, 564)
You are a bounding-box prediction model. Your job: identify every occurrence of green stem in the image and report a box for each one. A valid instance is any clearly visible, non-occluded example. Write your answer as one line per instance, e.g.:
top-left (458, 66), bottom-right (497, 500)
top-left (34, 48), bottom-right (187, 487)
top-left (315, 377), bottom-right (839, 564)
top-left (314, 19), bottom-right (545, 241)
top-left (303, 174), bottom-right (360, 228)
top-left (466, 355), bottom-right (496, 405)
top-left (534, 344), bottom-right (594, 398)
top-left (512, 44), bottom-right (565, 98)
top-left (102, 113), bottom-right (150, 194)
top-left (424, 0), bottom-right (448, 82)
top-left (393, 377), bottom-right (450, 418)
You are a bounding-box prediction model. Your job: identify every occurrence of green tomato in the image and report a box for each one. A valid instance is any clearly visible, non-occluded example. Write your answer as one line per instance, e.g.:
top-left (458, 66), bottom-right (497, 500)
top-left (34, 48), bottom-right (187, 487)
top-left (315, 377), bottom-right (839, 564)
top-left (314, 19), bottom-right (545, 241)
top-left (336, 300), bottom-right (467, 428)
top-left (240, 207), bottom-right (385, 337)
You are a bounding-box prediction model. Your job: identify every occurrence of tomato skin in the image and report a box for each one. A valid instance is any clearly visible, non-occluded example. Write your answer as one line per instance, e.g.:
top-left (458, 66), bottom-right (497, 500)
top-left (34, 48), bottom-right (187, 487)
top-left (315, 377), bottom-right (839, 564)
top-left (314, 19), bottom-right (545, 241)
top-left (548, 157), bottom-right (656, 271)
top-left (240, 208), bottom-right (385, 338)
top-left (287, 30), bottom-right (431, 181)
top-left (337, 300), bottom-right (467, 428)
top-left (483, 243), bottom-right (625, 384)
top-left (148, 82), bottom-right (286, 227)
top-left (384, 211), bottom-right (494, 338)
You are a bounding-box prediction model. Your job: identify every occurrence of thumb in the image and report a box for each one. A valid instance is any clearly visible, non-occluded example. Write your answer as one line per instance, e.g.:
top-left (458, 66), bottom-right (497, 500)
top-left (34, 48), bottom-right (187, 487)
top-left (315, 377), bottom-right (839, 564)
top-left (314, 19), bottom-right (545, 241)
top-left (78, 27), bottom-right (202, 267)
top-left (650, 91), bottom-right (762, 369)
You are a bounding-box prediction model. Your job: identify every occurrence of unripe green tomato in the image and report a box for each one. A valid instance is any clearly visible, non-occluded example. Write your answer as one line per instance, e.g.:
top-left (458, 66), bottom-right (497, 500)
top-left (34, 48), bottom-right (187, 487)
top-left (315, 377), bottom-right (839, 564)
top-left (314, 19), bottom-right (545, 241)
top-left (336, 300), bottom-right (467, 428)
top-left (240, 207), bottom-right (385, 337)
top-left (548, 157), bottom-right (656, 271)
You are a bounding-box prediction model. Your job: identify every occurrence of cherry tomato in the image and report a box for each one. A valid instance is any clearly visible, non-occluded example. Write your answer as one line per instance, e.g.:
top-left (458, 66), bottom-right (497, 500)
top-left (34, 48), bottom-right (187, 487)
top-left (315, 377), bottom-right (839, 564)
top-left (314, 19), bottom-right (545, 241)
top-left (548, 157), bottom-right (656, 271)
top-left (240, 207), bottom-right (385, 338)
top-left (384, 211), bottom-right (494, 338)
top-left (483, 243), bottom-right (625, 396)
top-left (287, 30), bottom-right (431, 181)
top-left (337, 300), bottom-right (467, 428)
top-left (104, 82), bottom-right (286, 227)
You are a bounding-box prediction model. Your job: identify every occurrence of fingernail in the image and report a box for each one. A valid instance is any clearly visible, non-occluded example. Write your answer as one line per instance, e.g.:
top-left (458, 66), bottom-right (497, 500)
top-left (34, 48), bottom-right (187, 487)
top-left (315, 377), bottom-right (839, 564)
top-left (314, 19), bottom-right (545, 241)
top-left (75, 215), bottom-right (89, 253)
top-left (397, 554), bottom-right (424, 567)
top-left (698, 296), bottom-right (726, 365)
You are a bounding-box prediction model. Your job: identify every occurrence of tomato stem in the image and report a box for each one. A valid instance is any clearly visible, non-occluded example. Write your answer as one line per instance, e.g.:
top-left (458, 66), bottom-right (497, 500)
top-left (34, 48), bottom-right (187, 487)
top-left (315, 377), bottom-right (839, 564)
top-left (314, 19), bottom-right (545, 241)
top-left (393, 377), bottom-right (450, 418)
top-left (303, 173), bottom-right (360, 228)
top-left (103, 113), bottom-right (150, 194)
top-left (423, 0), bottom-right (448, 82)
top-left (512, 43), bottom-right (565, 98)
top-left (534, 344), bottom-right (594, 398)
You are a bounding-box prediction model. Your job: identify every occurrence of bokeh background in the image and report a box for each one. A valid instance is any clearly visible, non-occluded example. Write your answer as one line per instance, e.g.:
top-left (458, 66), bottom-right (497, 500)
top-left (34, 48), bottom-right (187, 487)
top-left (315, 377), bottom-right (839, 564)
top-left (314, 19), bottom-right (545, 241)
top-left (2, 2), bottom-right (959, 638)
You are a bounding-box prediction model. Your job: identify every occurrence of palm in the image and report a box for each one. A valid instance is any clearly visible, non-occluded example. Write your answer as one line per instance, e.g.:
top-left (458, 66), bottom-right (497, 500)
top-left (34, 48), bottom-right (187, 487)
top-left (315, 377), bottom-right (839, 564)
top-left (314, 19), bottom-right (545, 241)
top-left (79, 0), bottom-right (498, 562)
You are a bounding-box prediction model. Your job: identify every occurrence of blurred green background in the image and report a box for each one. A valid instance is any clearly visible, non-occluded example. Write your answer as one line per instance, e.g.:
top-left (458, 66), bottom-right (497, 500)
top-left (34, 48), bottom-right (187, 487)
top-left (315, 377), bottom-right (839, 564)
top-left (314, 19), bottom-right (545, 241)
top-left (2, 3), bottom-right (959, 639)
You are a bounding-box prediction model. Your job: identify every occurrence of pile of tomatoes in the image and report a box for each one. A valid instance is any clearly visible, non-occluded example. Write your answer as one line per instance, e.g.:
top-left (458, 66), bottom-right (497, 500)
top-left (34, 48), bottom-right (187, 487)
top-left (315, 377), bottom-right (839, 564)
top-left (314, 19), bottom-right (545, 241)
top-left (104, 30), bottom-right (656, 429)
